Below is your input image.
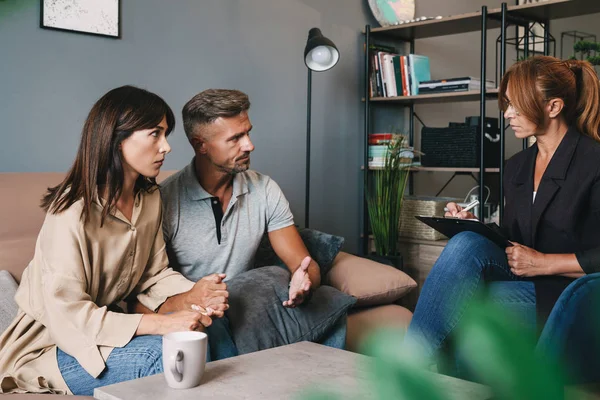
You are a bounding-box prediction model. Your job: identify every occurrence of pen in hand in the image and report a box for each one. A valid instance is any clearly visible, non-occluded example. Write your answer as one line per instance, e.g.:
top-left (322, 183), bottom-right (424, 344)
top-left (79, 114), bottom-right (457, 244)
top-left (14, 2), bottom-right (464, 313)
top-left (444, 199), bottom-right (479, 215)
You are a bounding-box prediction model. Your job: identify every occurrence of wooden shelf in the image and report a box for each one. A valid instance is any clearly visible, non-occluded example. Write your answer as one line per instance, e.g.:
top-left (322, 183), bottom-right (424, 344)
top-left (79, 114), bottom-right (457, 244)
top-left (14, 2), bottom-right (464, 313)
top-left (369, 11), bottom-right (495, 40)
top-left (368, 89), bottom-right (498, 105)
top-left (366, 0), bottom-right (600, 40)
top-left (412, 166), bottom-right (500, 173)
top-left (365, 162), bottom-right (420, 170)
top-left (366, 166), bottom-right (500, 173)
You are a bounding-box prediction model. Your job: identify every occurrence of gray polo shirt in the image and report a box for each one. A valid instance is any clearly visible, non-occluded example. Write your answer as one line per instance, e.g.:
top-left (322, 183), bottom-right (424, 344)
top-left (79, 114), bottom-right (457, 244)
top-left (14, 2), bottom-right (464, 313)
top-left (160, 160), bottom-right (295, 282)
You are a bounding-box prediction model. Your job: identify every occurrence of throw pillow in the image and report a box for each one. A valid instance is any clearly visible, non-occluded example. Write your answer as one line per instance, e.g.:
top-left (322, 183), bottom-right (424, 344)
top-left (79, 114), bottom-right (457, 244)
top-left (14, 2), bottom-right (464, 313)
top-left (254, 228), bottom-right (345, 277)
top-left (226, 266), bottom-right (356, 354)
top-left (0, 270), bottom-right (19, 334)
top-left (326, 252), bottom-right (417, 307)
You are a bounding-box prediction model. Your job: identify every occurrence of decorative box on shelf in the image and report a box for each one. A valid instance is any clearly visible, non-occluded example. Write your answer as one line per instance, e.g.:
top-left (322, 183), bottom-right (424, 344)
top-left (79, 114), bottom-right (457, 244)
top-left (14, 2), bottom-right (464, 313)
top-left (399, 196), bottom-right (459, 240)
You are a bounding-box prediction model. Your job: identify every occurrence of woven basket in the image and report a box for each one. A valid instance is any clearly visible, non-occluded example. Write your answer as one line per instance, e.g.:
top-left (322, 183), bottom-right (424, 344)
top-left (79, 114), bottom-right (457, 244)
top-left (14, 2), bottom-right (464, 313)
top-left (399, 196), bottom-right (460, 240)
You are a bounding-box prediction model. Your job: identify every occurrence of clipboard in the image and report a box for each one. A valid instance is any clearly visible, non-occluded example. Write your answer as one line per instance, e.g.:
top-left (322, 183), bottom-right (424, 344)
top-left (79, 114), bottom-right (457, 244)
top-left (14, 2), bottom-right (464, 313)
top-left (414, 215), bottom-right (512, 248)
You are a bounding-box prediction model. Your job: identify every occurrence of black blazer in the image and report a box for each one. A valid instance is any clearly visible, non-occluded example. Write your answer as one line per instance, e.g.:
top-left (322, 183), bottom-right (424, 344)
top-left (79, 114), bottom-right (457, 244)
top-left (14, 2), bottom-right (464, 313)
top-left (503, 126), bottom-right (600, 323)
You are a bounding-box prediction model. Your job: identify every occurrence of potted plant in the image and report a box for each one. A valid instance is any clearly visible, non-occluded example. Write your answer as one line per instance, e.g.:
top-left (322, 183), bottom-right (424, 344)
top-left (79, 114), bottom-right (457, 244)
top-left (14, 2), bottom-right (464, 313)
top-left (366, 134), bottom-right (411, 269)
top-left (573, 40), bottom-right (600, 71)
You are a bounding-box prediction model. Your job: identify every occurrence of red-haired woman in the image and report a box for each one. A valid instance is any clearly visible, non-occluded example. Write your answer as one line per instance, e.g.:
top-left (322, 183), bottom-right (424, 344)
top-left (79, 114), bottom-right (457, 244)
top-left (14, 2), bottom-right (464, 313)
top-left (404, 56), bottom-right (600, 372)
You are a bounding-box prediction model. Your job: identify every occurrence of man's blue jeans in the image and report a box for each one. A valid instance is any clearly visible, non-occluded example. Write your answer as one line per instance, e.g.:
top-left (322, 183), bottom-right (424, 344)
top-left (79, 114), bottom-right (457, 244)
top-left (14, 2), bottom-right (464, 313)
top-left (404, 231), bottom-right (537, 364)
top-left (57, 316), bottom-right (237, 396)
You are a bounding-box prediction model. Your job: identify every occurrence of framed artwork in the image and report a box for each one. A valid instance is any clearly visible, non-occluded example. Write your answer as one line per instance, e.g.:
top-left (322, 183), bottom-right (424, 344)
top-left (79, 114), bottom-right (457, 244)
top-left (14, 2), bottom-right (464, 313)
top-left (40, 0), bottom-right (121, 39)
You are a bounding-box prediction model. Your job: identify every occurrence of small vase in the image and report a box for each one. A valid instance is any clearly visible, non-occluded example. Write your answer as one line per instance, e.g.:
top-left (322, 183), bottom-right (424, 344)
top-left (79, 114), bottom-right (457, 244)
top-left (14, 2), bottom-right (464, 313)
top-left (366, 253), bottom-right (404, 270)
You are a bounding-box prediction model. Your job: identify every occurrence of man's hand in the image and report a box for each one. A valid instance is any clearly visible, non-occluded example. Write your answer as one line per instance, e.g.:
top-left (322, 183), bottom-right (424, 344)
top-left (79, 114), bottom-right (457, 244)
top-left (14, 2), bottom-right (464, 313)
top-left (506, 242), bottom-right (549, 277)
top-left (186, 273), bottom-right (229, 318)
top-left (283, 256), bottom-right (312, 308)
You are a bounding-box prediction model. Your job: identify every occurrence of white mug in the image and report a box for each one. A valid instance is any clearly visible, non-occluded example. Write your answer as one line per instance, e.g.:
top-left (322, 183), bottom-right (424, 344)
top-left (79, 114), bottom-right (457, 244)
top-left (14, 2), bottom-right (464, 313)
top-left (163, 331), bottom-right (208, 389)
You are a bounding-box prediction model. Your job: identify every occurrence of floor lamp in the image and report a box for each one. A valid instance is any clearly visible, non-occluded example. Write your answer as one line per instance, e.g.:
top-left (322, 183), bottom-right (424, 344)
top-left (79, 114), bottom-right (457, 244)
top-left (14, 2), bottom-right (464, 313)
top-left (303, 27), bottom-right (339, 228)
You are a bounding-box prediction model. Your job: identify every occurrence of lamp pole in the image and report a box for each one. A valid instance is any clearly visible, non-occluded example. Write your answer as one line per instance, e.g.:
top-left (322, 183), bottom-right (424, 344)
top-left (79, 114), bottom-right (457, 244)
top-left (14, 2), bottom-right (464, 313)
top-left (303, 27), bottom-right (339, 229)
top-left (305, 69), bottom-right (312, 228)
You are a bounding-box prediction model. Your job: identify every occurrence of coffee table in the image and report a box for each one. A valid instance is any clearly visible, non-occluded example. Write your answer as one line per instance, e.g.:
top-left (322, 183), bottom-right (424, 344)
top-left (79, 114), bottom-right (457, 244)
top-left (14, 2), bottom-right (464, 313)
top-left (94, 341), bottom-right (492, 400)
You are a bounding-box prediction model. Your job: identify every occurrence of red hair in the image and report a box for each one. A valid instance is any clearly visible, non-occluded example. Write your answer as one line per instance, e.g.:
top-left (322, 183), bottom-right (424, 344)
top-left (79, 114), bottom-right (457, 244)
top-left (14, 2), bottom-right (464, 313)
top-left (499, 55), bottom-right (600, 142)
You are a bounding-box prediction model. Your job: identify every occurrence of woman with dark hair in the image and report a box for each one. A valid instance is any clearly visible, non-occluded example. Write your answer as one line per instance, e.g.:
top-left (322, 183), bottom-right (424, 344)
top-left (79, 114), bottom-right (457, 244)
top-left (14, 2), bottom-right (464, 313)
top-left (403, 56), bottom-right (600, 369)
top-left (0, 86), bottom-right (226, 395)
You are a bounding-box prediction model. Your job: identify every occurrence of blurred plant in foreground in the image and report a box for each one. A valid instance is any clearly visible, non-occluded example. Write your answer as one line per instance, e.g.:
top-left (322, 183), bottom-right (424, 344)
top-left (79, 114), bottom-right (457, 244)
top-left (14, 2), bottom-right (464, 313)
top-left (298, 299), bottom-right (576, 400)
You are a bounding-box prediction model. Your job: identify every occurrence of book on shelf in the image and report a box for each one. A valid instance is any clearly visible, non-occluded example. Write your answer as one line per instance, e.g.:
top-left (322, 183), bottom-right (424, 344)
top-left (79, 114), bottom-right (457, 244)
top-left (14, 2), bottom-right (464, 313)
top-left (409, 55), bottom-right (431, 95)
top-left (418, 77), bottom-right (495, 94)
top-left (368, 51), bottom-right (430, 98)
top-left (368, 135), bottom-right (415, 168)
top-left (383, 54), bottom-right (397, 97)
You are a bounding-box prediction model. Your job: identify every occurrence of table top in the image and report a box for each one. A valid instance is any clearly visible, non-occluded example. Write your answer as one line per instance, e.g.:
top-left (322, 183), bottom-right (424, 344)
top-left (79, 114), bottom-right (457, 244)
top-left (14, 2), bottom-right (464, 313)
top-left (94, 341), bottom-right (492, 400)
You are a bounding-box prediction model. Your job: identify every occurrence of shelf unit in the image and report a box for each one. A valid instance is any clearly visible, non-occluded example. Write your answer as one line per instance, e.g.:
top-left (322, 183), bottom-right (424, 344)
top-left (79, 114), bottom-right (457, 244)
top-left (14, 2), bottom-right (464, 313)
top-left (361, 0), bottom-right (596, 254)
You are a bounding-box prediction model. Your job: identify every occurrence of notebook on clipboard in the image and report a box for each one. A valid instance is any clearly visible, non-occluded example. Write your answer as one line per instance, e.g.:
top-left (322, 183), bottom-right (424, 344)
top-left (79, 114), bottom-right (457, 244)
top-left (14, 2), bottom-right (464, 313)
top-left (414, 215), bottom-right (512, 248)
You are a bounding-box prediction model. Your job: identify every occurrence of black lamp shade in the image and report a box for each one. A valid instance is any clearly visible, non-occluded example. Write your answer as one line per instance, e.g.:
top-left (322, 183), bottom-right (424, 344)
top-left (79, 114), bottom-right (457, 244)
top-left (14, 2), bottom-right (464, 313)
top-left (304, 28), bottom-right (339, 72)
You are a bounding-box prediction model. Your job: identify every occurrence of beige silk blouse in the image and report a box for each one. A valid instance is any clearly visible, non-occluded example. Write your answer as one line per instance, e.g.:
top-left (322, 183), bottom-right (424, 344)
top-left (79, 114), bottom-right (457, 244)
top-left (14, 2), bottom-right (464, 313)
top-left (0, 188), bottom-right (194, 394)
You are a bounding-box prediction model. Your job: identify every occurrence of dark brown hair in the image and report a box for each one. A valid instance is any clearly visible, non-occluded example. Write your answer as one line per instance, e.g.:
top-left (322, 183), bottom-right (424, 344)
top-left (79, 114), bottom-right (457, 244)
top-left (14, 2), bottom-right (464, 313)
top-left (182, 89), bottom-right (250, 141)
top-left (41, 85), bottom-right (175, 225)
top-left (499, 55), bottom-right (600, 142)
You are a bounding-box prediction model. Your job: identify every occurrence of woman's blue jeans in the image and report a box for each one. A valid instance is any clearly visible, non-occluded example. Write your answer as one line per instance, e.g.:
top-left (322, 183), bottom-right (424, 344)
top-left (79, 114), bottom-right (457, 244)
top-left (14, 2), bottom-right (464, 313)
top-left (404, 231), bottom-right (537, 364)
top-left (57, 316), bottom-right (238, 396)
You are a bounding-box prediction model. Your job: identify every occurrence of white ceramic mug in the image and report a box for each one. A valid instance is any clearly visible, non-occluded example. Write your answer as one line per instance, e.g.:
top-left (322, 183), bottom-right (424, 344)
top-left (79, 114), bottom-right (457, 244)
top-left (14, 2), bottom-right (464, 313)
top-left (163, 331), bottom-right (208, 389)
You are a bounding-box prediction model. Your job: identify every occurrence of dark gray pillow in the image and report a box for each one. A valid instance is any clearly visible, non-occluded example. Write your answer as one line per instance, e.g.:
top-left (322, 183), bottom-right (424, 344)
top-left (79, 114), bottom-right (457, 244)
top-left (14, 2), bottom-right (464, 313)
top-left (254, 228), bottom-right (345, 277)
top-left (226, 266), bottom-right (356, 354)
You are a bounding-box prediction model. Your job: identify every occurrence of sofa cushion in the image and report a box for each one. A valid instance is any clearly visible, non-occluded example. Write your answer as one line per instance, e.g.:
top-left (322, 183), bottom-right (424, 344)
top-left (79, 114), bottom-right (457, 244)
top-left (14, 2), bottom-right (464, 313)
top-left (226, 266), bottom-right (356, 354)
top-left (254, 228), bottom-right (344, 277)
top-left (0, 270), bottom-right (19, 334)
top-left (346, 304), bottom-right (413, 353)
top-left (0, 173), bottom-right (65, 283)
top-left (0, 171), bottom-right (176, 284)
top-left (326, 252), bottom-right (417, 307)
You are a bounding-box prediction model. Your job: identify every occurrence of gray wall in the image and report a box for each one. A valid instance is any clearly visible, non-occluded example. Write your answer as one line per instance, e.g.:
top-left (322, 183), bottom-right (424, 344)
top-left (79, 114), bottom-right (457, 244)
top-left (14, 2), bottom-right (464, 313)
top-left (0, 0), bottom-right (377, 253)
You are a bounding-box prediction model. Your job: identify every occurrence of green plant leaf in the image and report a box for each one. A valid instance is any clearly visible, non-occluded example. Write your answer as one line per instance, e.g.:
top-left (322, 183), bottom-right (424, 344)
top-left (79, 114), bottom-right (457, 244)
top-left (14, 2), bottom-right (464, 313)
top-left (455, 301), bottom-right (565, 400)
top-left (361, 328), bottom-right (449, 400)
top-left (366, 133), bottom-right (410, 256)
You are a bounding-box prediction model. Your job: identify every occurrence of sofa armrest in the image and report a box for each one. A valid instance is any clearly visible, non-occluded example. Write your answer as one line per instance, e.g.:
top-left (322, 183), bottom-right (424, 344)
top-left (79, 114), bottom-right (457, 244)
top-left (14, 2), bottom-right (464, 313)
top-left (325, 252), bottom-right (416, 307)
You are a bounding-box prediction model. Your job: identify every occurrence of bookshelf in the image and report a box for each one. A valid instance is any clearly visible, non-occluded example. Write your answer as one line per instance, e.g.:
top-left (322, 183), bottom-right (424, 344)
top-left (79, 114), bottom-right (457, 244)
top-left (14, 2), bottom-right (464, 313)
top-left (361, 0), bottom-right (597, 254)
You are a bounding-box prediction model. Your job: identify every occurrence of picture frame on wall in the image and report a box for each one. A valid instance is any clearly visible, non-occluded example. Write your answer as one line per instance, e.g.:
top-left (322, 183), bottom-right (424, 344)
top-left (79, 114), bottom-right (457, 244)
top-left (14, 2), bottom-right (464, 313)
top-left (40, 0), bottom-right (121, 39)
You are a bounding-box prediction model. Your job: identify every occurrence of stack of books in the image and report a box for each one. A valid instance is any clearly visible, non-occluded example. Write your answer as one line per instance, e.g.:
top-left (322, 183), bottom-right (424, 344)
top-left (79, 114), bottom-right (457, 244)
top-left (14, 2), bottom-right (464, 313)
top-left (418, 77), bottom-right (496, 94)
top-left (368, 45), bottom-right (431, 98)
top-left (368, 134), bottom-right (416, 168)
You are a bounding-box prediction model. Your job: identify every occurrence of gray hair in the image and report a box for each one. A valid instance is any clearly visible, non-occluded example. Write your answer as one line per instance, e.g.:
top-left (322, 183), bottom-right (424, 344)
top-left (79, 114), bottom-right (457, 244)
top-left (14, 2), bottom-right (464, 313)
top-left (182, 89), bottom-right (251, 141)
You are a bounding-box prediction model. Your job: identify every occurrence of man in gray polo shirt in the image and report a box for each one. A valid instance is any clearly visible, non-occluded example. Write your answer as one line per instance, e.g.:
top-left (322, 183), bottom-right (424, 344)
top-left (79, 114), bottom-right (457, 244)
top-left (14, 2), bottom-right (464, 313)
top-left (159, 89), bottom-right (345, 350)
